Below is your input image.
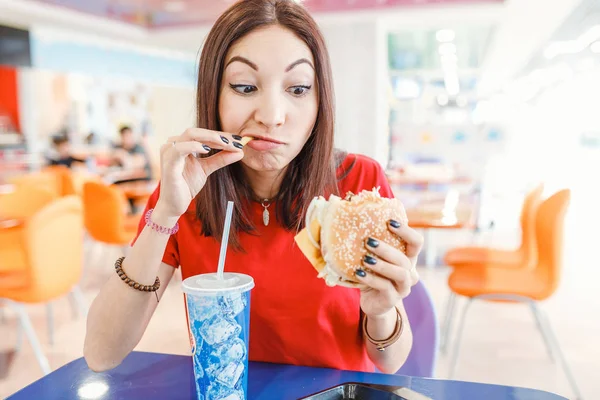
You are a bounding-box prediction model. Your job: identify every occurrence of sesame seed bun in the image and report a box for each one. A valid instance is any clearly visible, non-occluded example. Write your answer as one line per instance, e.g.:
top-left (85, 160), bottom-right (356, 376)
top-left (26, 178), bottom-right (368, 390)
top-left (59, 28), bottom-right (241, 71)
top-left (294, 188), bottom-right (408, 288)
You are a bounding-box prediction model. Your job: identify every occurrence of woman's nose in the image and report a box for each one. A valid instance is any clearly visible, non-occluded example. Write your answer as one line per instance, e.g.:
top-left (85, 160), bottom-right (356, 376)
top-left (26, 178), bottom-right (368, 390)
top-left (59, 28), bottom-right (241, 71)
top-left (254, 93), bottom-right (285, 129)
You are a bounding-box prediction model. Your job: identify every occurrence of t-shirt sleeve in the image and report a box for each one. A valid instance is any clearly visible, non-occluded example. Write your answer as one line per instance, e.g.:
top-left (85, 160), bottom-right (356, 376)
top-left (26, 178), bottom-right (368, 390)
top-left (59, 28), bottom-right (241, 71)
top-left (343, 154), bottom-right (394, 199)
top-left (131, 182), bottom-right (180, 268)
top-left (370, 157), bottom-right (394, 199)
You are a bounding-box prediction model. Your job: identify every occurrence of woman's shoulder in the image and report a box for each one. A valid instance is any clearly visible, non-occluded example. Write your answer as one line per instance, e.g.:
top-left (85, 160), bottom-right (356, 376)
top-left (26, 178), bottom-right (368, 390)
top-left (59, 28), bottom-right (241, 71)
top-left (336, 152), bottom-right (389, 195)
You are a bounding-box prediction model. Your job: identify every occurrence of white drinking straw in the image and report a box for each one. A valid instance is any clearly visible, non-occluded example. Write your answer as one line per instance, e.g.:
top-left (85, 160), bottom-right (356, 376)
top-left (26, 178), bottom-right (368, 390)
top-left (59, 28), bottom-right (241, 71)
top-left (217, 201), bottom-right (234, 280)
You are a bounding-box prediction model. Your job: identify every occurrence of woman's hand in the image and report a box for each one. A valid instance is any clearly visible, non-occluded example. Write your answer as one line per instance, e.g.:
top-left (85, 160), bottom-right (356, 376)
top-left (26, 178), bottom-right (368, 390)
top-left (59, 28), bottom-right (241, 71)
top-left (357, 220), bottom-right (423, 318)
top-left (154, 128), bottom-right (245, 219)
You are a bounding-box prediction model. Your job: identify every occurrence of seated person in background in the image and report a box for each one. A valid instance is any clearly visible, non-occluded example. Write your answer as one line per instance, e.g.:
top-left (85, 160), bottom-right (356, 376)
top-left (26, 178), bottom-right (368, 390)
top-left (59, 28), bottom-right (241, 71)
top-left (110, 125), bottom-right (152, 183)
top-left (47, 134), bottom-right (87, 168)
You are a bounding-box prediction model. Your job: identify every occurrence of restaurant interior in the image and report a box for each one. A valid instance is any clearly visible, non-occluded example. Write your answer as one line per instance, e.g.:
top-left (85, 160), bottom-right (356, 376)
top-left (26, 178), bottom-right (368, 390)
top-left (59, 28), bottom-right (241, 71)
top-left (1, 0), bottom-right (599, 399)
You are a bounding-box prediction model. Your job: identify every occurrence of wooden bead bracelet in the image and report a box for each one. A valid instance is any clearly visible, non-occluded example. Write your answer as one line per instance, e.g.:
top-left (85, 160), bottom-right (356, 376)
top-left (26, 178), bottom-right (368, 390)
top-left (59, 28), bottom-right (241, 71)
top-left (115, 256), bottom-right (161, 302)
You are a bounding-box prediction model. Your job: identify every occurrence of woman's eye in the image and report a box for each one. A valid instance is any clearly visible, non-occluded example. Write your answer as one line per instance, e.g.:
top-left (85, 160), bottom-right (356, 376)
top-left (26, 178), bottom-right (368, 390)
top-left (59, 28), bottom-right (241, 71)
top-left (230, 84), bottom-right (257, 94)
top-left (288, 85), bottom-right (311, 97)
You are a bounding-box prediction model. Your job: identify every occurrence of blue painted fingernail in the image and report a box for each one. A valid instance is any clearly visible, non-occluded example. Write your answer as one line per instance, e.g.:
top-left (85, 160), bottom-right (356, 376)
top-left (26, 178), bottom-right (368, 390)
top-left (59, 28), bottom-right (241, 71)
top-left (356, 269), bottom-right (367, 277)
top-left (366, 237), bottom-right (379, 248)
top-left (232, 135), bottom-right (243, 141)
top-left (233, 141), bottom-right (243, 149)
top-left (220, 136), bottom-right (229, 144)
top-left (202, 144), bottom-right (211, 151)
top-left (389, 219), bottom-right (401, 228)
top-left (364, 255), bottom-right (377, 265)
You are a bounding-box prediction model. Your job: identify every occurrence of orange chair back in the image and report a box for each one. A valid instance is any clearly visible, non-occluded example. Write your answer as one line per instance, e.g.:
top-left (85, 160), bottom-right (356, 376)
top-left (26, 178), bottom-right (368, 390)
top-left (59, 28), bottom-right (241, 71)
top-left (534, 189), bottom-right (570, 297)
top-left (82, 181), bottom-right (131, 245)
top-left (518, 183), bottom-right (544, 261)
top-left (0, 185), bottom-right (58, 219)
top-left (6, 196), bottom-right (84, 302)
top-left (10, 171), bottom-right (62, 197)
top-left (42, 165), bottom-right (77, 196)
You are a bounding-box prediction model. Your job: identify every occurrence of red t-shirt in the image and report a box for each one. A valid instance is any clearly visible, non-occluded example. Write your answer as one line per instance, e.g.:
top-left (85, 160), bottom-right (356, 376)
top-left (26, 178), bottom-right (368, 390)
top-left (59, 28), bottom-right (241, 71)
top-left (135, 153), bottom-right (394, 372)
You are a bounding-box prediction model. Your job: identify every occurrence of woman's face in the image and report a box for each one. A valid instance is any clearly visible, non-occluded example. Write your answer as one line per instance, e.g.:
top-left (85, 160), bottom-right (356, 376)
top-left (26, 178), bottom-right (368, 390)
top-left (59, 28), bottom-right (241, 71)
top-left (219, 25), bottom-right (318, 173)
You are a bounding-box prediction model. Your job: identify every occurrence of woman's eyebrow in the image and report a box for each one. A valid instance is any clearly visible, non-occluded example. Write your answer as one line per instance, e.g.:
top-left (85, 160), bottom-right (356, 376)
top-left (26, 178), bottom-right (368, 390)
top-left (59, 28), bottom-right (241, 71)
top-left (225, 56), bottom-right (259, 71)
top-left (286, 58), bottom-right (314, 72)
top-left (224, 56), bottom-right (314, 72)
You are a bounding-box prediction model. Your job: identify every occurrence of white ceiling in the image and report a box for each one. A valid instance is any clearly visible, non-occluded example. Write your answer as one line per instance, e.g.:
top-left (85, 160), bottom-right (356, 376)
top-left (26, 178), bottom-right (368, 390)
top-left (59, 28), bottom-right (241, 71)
top-left (0, 0), bottom-right (583, 97)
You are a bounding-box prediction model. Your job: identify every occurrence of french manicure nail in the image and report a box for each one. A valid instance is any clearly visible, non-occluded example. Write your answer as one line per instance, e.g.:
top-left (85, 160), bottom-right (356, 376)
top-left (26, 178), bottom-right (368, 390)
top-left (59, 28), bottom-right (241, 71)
top-left (220, 136), bottom-right (229, 144)
top-left (366, 237), bottom-right (379, 248)
top-left (356, 269), bottom-right (367, 277)
top-left (364, 255), bottom-right (377, 265)
top-left (232, 134), bottom-right (243, 141)
top-left (202, 144), bottom-right (211, 151)
top-left (233, 141), bottom-right (244, 149)
top-left (389, 219), bottom-right (401, 229)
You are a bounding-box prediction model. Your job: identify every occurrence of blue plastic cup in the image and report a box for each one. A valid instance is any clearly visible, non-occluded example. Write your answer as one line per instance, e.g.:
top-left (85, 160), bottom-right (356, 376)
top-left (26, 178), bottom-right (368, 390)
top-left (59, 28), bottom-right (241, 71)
top-left (183, 273), bottom-right (254, 400)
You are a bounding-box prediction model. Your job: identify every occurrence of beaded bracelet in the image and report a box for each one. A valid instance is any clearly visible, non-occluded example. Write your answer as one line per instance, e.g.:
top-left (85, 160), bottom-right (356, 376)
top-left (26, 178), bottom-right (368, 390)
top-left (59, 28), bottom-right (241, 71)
top-left (115, 256), bottom-right (161, 302)
top-left (362, 306), bottom-right (404, 351)
top-left (145, 208), bottom-right (179, 235)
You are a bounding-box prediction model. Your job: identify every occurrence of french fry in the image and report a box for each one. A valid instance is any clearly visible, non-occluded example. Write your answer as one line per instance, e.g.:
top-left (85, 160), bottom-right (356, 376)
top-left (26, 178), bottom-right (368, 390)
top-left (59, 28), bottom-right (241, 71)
top-left (241, 136), bottom-right (254, 145)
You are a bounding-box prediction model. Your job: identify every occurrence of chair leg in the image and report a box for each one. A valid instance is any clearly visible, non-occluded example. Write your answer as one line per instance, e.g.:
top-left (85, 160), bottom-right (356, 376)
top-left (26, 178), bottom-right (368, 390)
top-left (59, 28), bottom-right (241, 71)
top-left (69, 286), bottom-right (88, 319)
top-left (529, 303), bottom-right (555, 362)
top-left (440, 292), bottom-right (457, 354)
top-left (13, 303), bottom-right (51, 374)
top-left (46, 303), bottom-right (54, 346)
top-left (531, 304), bottom-right (583, 400)
top-left (448, 298), bottom-right (473, 379)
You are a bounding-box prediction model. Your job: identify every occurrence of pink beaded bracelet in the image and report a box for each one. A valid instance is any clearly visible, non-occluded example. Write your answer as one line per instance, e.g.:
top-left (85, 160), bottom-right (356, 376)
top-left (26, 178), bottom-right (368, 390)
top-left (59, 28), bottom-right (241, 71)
top-left (145, 209), bottom-right (179, 235)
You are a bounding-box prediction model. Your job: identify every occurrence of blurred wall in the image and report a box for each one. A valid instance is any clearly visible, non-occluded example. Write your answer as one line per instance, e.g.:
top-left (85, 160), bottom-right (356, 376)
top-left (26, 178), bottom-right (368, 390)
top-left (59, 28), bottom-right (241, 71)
top-left (321, 20), bottom-right (389, 166)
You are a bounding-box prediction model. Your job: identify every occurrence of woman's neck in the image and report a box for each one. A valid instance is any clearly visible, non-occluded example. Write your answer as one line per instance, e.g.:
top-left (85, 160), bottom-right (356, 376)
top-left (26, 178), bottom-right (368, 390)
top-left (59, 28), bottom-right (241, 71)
top-left (243, 166), bottom-right (287, 201)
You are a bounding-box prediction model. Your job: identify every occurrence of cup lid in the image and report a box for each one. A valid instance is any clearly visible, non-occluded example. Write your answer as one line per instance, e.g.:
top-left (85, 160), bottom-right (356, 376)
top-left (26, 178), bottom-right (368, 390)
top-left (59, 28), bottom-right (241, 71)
top-left (182, 272), bottom-right (254, 294)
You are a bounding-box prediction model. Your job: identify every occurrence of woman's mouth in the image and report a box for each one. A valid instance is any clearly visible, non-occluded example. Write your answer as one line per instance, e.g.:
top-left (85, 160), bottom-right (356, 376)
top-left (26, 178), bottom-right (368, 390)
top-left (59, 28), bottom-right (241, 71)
top-left (244, 135), bottom-right (284, 151)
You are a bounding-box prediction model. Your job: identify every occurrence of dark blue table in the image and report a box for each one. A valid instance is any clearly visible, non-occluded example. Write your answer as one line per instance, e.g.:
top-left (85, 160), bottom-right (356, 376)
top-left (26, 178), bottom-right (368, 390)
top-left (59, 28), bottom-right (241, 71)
top-left (7, 351), bottom-right (567, 400)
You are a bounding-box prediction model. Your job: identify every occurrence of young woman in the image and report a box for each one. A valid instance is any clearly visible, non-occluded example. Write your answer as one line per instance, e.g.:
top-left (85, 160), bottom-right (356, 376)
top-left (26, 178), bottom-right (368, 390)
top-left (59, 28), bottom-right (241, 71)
top-left (84, 0), bottom-right (423, 375)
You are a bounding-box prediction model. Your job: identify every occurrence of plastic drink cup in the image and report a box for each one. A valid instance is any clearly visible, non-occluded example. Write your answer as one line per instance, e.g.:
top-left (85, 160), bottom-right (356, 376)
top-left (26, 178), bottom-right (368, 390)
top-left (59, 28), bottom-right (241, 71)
top-left (183, 272), bottom-right (254, 400)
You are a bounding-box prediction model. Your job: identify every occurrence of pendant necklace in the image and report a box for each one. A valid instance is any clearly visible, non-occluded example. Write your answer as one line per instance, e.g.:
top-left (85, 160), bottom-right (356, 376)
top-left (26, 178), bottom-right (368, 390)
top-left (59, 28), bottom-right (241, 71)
top-left (261, 199), bottom-right (272, 226)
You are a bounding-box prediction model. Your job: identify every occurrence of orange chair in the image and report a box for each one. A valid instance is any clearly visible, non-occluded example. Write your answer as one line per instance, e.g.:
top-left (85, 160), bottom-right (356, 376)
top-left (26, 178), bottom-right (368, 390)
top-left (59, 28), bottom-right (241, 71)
top-left (445, 190), bottom-right (582, 399)
top-left (42, 165), bottom-right (77, 196)
top-left (0, 196), bottom-right (86, 374)
top-left (10, 171), bottom-right (62, 197)
top-left (444, 183), bottom-right (544, 267)
top-left (439, 184), bottom-right (544, 353)
top-left (0, 185), bottom-right (58, 221)
top-left (82, 181), bottom-right (140, 247)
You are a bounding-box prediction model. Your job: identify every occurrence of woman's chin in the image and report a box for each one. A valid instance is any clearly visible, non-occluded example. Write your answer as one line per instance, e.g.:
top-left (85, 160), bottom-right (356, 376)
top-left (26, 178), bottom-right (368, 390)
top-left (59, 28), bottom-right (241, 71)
top-left (240, 154), bottom-right (288, 172)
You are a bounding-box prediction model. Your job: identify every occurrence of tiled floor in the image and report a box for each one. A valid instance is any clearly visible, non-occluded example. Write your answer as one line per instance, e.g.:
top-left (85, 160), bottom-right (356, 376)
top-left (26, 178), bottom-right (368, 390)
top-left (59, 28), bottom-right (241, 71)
top-left (1, 217), bottom-right (599, 399)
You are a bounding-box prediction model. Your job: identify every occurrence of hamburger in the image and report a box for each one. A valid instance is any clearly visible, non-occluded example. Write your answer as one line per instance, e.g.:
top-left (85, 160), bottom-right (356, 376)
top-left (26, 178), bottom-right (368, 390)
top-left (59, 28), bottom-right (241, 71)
top-left (294, 187), bottom-right (408, 288)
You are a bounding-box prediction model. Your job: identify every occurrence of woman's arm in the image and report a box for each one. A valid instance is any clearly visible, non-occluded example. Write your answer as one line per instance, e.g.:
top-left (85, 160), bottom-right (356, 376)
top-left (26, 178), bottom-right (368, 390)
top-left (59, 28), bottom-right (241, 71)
top-left (364, 301), bottom-right (413, 373)
top-left (83, 208), bottom-right (178, 372)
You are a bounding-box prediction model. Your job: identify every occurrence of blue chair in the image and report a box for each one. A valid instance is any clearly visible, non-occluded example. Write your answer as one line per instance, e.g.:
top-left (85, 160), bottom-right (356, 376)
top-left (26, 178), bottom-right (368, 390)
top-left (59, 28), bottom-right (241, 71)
top-left (395, 280), bottom-right (439, 377)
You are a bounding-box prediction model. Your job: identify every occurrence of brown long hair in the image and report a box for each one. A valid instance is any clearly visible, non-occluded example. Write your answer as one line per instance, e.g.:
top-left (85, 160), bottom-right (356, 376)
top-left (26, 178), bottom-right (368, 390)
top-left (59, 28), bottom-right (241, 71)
top-left (195, 0), bottom-right (339, 250)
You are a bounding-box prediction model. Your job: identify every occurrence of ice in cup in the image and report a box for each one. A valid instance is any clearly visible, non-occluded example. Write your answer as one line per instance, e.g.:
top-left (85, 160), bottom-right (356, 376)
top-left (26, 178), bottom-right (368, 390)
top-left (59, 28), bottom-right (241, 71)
top-left (183, 272), bottom-right (254, 400)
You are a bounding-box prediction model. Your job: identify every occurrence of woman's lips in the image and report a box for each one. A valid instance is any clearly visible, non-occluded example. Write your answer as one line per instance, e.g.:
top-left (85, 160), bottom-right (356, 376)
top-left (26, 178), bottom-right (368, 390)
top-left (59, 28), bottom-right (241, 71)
top-left (246, 139), bottom-right (283, 151)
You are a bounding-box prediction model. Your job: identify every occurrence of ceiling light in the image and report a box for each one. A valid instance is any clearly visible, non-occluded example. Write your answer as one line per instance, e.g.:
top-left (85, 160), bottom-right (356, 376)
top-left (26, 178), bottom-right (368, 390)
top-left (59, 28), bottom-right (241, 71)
top-left (436, 29), bottom-right (455, 43)
top-left (544, 24), bottom-right (600, 59)
top-left (437, 94), bottom-right (449, 106)
top-left (456, 96), bottom-right (467, 107)
top-left (438, 43), bottom-right (457, 56)
top-left (591, 41), bottom-right (600, 53)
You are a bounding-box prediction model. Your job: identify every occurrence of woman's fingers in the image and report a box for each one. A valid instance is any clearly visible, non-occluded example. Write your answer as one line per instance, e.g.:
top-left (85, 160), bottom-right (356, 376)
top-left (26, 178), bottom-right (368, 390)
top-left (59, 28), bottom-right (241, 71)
top-left (180, 128), bottom-right (246, 151)
top-left (387, 220), bottom-right (424, 259)
top-left (361, 252), bottom-right (411, 283)
top-left (355, 267), bottom-right (394, 292)
top-left (201, 151), bottom-right (246, 176)
top-left (365, 238), bottom-right (413, 269)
